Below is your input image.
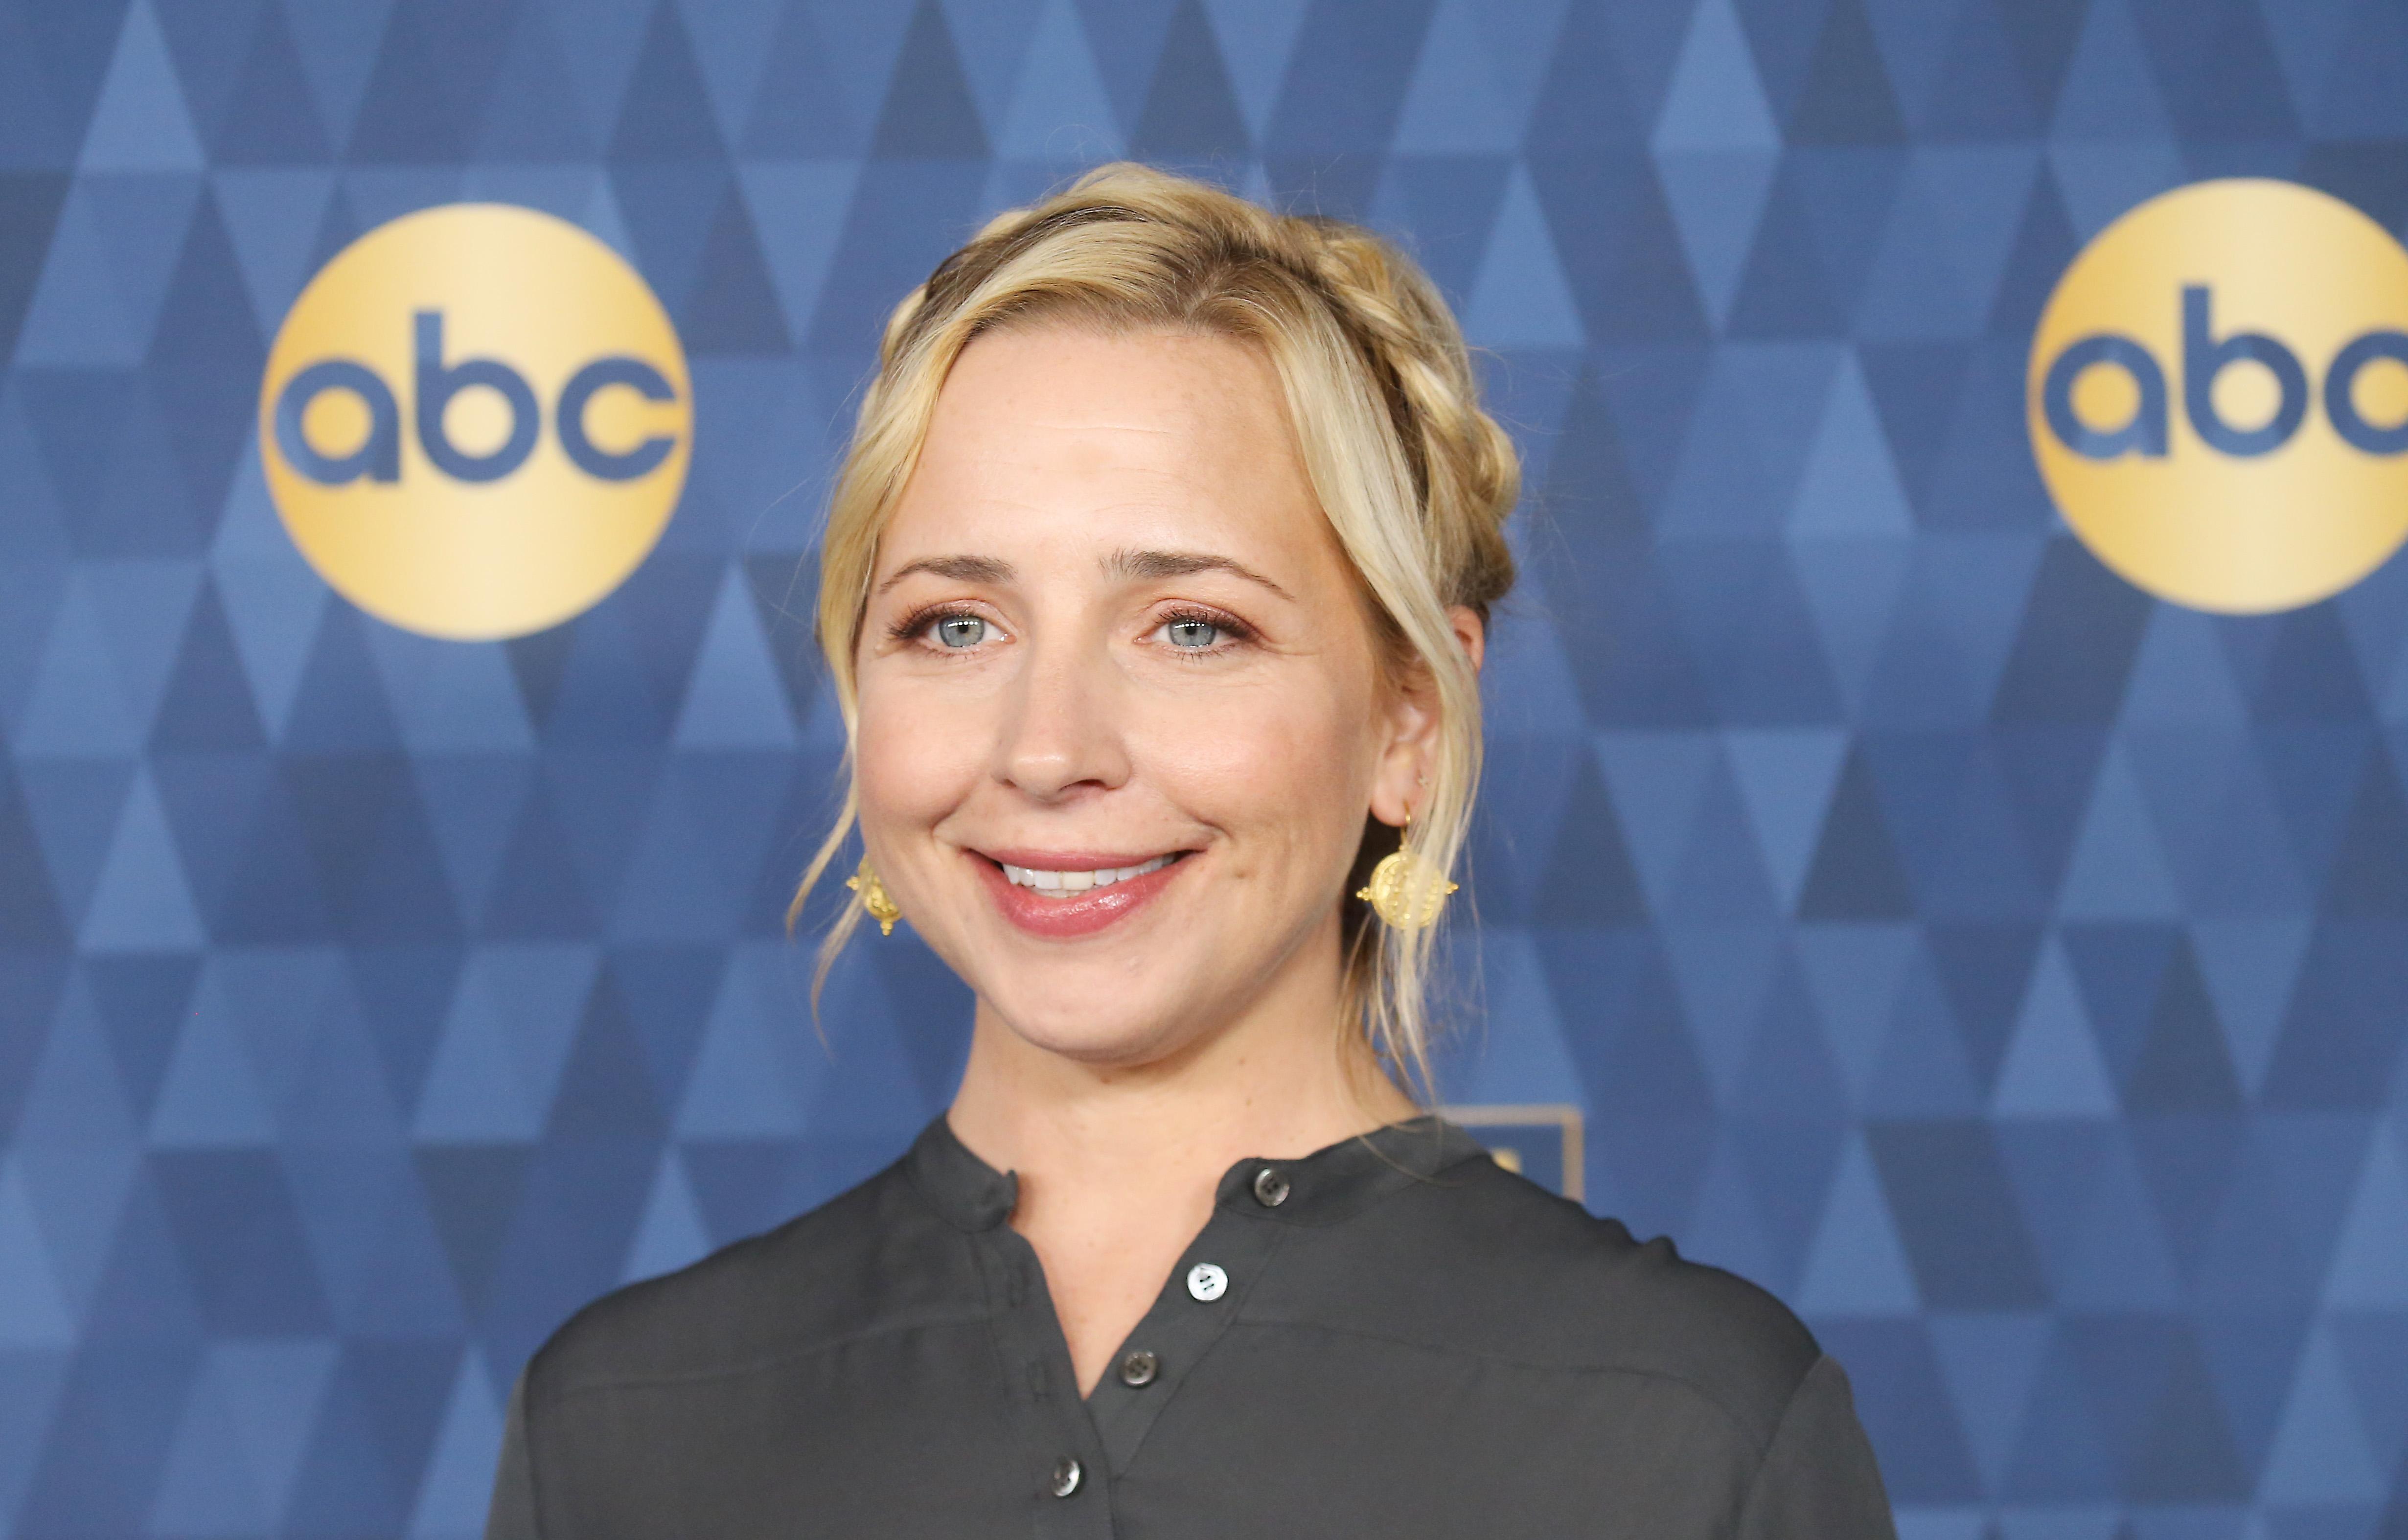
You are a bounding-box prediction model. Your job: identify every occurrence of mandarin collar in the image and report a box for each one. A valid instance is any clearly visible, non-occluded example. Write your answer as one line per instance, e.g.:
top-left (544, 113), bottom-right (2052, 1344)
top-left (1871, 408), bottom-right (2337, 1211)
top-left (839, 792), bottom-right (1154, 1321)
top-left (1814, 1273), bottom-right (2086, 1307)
top-left (904, 1113), bottom-right (1487, 1234)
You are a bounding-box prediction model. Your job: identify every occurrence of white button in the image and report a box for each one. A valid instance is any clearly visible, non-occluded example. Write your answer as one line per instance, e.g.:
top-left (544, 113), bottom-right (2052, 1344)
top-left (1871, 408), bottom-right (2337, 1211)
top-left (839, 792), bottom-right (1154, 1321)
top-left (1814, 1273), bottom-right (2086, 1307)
top-left (1186, 1262), bottom-right (1228, 1301)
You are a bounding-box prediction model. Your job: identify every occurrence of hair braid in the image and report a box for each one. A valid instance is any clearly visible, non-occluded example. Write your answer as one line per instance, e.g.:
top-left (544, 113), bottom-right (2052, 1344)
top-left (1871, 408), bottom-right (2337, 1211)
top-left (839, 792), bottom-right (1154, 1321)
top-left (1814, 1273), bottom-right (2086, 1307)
top-left (1281, 220), bottom-right (1519, 619)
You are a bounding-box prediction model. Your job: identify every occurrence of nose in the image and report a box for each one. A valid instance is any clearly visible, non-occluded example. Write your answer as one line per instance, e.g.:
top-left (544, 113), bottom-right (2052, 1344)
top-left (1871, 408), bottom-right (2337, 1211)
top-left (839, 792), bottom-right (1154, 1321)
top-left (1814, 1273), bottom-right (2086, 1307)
top-left (992, 627), bottom-right (1130, 802)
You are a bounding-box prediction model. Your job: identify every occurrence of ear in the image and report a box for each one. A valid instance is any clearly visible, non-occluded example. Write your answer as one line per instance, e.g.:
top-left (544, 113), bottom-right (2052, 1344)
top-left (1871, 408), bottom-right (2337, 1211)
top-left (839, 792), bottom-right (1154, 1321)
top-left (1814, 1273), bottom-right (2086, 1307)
top-left (1369, 606), bottom-right (1486, 827)
top-left (1451, 604), bottom-right (1487, 675)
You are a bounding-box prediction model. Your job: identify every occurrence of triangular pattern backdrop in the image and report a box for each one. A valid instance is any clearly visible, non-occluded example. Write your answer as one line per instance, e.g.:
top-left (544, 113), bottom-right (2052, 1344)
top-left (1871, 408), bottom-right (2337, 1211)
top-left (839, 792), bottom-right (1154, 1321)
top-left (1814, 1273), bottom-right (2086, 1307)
top-left (4, 0), bottom-right (2408, 1533)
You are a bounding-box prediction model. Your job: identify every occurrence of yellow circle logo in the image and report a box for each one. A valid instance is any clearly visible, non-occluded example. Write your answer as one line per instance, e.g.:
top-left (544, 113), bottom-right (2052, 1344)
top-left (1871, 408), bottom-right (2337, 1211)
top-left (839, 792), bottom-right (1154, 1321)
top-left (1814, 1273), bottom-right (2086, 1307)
top-left (258, 204), bottom-right (690, 640)
top-left (2028, 179), bottom-right (2408, 613)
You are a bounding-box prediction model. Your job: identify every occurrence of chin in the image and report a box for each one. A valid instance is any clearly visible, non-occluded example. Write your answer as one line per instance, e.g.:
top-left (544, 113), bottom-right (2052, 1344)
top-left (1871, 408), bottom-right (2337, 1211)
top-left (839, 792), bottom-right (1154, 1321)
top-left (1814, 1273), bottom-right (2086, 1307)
top-left (977, 968), bottom-right (1214, 1069)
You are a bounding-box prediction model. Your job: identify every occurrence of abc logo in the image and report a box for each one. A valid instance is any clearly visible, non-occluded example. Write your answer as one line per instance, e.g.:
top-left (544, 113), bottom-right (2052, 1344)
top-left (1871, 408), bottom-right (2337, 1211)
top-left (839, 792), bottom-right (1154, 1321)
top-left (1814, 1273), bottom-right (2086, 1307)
top-left (2028, 179), bottom-right (2408, 614)
top-left (258, 205), bottom-right (690, 640)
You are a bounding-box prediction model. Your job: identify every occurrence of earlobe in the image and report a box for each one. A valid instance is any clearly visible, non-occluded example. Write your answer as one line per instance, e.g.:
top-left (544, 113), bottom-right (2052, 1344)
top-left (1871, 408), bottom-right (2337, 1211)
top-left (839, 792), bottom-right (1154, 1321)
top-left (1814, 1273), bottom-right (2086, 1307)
top-left (1370, 705), bottom-right (1435, 827)
top-left (1370, 609), bottom-right (1481, 826)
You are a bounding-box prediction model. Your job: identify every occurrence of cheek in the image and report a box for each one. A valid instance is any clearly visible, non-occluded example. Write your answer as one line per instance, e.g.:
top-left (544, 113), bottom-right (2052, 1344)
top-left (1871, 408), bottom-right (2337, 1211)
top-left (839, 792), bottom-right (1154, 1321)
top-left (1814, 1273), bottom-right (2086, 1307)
top-left (854, 680), bottom-right (986, 828)
top-left (1141, 670), bottom-right (1379, 851)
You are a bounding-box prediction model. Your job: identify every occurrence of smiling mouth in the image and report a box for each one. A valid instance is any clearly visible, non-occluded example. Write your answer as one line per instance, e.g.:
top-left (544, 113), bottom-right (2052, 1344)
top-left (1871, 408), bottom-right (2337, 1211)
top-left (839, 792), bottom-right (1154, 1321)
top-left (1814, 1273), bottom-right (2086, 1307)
top-left (998, 852), bottom-right (1186, 897)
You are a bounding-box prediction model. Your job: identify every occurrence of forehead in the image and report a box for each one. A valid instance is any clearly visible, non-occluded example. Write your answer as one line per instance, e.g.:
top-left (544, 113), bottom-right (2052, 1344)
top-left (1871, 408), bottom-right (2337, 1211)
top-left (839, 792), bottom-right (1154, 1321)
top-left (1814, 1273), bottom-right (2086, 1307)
top-left (880, 324), bottom-right (1341, 577)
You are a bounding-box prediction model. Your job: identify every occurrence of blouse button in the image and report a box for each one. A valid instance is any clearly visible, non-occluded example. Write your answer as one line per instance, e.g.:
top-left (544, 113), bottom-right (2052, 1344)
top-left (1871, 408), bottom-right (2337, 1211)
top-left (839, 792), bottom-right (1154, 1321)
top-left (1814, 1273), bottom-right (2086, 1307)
top-left (1252, 1166), bottom-right (1290, 1207)
top-left (1118, 1350), bottom-right (1159, 1387)
top-left (1186, 1263), bottom-right (1228, 1301)
top-left (1050, 1456), bottom-right (1082, 1498)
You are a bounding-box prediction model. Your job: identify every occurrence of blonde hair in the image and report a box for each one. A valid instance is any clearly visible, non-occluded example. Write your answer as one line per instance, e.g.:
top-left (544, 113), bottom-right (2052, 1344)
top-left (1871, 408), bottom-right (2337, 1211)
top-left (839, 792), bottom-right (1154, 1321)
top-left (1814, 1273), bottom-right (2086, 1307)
top-left (790, 162), bottom-right (1518, 1098)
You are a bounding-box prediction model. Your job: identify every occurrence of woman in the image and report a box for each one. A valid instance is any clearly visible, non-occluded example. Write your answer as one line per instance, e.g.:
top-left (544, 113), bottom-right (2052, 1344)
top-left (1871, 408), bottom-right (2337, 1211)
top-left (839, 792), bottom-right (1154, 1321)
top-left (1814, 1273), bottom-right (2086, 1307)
top-left (485, 164), bottom-right (1894, 1538)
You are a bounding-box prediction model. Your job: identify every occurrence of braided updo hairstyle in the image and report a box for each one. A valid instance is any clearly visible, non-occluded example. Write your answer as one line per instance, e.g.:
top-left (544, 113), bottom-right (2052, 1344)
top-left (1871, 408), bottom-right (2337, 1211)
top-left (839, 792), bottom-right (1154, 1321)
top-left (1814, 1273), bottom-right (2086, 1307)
top-left (794, 162), bottom-right (1520, 1096)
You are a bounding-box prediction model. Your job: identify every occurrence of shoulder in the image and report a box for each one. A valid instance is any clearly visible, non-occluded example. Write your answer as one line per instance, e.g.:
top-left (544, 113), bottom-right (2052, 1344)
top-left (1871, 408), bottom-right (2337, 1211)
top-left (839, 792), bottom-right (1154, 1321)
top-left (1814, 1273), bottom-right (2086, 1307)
top-left (524, 1153), bottom-right (974, 1401)
top-left (1353, 1153), bottom-right (1824, 1451)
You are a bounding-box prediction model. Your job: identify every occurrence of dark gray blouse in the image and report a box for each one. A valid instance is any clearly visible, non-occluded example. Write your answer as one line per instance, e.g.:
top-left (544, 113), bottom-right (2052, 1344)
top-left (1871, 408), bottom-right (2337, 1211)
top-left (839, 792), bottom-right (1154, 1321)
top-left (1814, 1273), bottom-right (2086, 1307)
top-left (486, 1116), bottom-right (1895, 1538)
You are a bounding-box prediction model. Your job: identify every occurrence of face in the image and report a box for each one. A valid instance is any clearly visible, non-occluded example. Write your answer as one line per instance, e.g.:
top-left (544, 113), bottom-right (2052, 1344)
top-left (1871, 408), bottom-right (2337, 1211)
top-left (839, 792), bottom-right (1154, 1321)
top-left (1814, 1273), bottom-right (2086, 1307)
top-left (853, 324), bottom-right (1443, 1068)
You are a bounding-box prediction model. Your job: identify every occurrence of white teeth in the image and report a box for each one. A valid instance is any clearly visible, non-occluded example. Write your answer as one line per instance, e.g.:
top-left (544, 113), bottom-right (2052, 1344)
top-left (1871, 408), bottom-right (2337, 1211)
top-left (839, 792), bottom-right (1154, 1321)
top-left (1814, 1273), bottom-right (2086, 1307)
top-left (1002, 854), bottom-right (1176, 896)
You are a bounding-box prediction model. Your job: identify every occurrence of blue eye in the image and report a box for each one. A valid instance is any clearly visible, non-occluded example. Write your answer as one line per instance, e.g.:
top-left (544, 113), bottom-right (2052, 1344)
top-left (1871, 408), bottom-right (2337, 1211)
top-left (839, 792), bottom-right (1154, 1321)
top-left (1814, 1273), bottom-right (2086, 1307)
top-left (935, 615), bottom-right (986, 648)
top-left (1165, 618), bottom-right (1220, 649)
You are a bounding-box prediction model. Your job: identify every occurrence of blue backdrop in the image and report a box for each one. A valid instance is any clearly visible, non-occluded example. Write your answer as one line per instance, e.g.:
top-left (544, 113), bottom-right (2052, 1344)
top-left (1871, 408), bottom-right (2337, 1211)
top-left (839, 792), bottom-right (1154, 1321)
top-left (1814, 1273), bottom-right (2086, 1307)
top-left (5, 0), bottom-right (2408, 1534)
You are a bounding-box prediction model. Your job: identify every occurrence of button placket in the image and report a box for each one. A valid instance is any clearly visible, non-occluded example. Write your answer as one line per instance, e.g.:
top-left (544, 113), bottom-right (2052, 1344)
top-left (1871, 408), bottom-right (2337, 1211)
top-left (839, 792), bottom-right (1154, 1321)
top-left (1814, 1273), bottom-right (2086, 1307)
top-left (1082, 1206), bottom-right (1287, 1478)
top-left (898, 1113), bottom-right (1489, 1536)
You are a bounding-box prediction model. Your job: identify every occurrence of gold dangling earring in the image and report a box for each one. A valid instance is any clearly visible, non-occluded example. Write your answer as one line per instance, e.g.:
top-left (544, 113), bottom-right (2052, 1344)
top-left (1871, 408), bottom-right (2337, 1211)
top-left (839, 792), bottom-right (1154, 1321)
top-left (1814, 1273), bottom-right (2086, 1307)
top-left (1355, 810), bottom-right (1457, 930)
top-left (847, 856), bottom-right (902, 937)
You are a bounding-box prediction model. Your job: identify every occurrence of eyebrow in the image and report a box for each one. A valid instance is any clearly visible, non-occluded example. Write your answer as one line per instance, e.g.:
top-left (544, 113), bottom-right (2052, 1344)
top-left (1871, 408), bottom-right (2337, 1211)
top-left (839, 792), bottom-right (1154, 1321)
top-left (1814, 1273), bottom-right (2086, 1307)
top-left (874, 554), bottom-right (1013, 595)
top-left (1108, 548), bottom-right (1294, 601)
top-left (875, 549), bottom-right (1294, 602)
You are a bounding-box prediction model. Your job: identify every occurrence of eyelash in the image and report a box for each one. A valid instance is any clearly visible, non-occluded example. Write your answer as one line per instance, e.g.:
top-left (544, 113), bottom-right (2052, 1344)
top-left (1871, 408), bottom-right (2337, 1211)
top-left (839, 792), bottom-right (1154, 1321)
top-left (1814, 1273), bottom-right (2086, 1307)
top-left (888, 604), bottom-right (1257, 656)
top-left (890, 604), bottom-right (984, 647)
top-left (1154, 606), bottom-right (1255, 657)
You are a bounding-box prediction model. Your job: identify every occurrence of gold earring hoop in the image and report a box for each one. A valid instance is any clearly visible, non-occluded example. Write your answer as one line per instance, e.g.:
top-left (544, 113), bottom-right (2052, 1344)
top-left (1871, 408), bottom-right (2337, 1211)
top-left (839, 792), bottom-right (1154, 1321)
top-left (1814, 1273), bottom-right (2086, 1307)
top-left (1355, 814), bottom-right (1456, 930)
top-left (847, 856), bottom-right (902, 937)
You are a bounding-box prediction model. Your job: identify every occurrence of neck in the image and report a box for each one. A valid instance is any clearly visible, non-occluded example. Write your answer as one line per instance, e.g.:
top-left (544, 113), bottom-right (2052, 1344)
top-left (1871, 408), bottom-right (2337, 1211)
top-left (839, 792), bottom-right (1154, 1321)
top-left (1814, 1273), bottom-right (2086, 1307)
top-left (945, 935), bottom-right (1415, 1199)
top-left (943, 919), bottom-right (1416, 1393)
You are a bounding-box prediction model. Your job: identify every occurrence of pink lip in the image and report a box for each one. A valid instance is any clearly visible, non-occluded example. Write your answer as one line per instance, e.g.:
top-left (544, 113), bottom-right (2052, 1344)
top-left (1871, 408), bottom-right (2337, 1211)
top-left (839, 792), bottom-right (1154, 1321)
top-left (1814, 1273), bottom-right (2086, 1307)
top-left (971, 850), bottom-right (1190, 939)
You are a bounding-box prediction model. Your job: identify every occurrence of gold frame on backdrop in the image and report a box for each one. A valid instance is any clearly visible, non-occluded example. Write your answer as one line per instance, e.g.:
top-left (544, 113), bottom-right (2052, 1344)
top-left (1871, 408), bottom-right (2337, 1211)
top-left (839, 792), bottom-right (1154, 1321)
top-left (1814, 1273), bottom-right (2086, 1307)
top-left (1439, 1103), bottom-right (1585, 1203)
